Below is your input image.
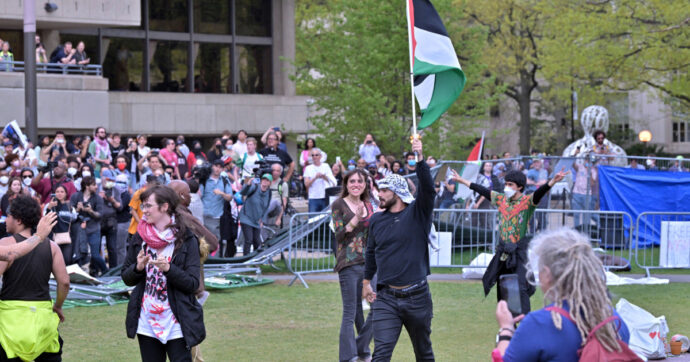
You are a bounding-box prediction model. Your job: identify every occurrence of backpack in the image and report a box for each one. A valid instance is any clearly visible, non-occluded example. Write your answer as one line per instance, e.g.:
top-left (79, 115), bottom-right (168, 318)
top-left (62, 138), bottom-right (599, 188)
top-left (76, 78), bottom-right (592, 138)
top-left (546, 307), bottom-right (642, 362)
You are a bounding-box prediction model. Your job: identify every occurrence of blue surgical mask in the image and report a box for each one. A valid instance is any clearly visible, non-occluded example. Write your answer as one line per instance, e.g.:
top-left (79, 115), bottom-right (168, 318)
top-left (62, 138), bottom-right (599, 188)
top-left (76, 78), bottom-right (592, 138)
top-left (408, 159), bottom-right (416, 167)
top-left (347, 165), bottom-right (355, 171)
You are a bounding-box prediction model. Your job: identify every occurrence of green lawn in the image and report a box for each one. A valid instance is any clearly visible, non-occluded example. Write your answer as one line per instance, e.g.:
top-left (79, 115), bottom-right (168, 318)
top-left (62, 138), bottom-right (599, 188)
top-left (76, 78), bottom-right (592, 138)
top-left (58, 280), bottom-right (690, 361)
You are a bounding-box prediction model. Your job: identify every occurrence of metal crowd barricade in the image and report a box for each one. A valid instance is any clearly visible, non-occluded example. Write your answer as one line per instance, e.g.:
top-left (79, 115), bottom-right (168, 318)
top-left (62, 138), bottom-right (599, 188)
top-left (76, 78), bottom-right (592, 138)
top-left (286, 212), bottom-right (334, 288)
top-left (431, 208), bottom-right (497, 269)
top-left (529, 209), bottom-right (634, 271)
top-left (634, 212), bottom-right (690, 276)
top-left (1, 60), bottom-right (103, 75)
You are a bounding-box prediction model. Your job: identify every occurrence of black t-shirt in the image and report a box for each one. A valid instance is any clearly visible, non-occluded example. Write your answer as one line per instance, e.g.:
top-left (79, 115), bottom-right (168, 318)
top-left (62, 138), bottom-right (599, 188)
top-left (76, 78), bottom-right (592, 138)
top-left (259, 147), bottom-right (293, 168)
top-left (176, 150), bottom-right (189, 177)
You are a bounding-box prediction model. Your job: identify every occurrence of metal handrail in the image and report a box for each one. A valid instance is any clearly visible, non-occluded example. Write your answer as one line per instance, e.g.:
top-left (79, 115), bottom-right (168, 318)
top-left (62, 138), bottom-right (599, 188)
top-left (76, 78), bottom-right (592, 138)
top-left (0, 60), bottom-right (102, 76)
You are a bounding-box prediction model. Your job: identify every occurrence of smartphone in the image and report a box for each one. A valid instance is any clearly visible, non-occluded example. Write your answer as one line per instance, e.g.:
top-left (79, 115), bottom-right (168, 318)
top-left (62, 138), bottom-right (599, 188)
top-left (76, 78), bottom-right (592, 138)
top-left (336, 156), bottom-right (341, 163)
top-left (273, 127), bottom-right (280, 131)
top-left (499, 274), bottom-right (522, 317)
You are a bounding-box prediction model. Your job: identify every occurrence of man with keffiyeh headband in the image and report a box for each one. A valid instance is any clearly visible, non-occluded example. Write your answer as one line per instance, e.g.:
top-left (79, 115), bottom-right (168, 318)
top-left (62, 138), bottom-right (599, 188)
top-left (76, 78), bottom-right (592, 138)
top-left (452, 169), bottom-right (568, 315)
top-left (88, 126), bottom-right (112, 178)
top-left (363, 138), bottom-right (436, 361)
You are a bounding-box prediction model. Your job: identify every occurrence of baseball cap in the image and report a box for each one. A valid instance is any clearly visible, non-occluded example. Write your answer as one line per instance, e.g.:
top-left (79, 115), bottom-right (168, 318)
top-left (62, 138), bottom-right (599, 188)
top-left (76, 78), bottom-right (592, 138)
top-left (261, 174), bottom-right (273, 182)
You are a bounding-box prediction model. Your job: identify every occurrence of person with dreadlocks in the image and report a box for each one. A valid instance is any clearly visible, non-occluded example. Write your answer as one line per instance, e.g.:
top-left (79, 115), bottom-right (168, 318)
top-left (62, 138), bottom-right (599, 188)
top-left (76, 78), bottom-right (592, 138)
top-left (452, 168), bottom-right (567, 314)
top-left (492, 228), bottom-right (633, 361)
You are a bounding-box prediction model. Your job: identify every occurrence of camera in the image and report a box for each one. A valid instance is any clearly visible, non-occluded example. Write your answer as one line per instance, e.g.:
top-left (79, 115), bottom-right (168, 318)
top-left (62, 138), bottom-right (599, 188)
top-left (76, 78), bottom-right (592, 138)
top-left (366, 140), bottom-right (372, 145)
top-left (191, 162), bottom-right (212, 185)
top-left (252, 159), bottom-right (272, 179)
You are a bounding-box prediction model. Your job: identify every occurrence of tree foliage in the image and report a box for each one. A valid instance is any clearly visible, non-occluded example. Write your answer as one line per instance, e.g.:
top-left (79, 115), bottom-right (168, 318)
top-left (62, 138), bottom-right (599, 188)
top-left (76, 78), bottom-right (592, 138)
top-left (293, 0), bottom-right (497, 161)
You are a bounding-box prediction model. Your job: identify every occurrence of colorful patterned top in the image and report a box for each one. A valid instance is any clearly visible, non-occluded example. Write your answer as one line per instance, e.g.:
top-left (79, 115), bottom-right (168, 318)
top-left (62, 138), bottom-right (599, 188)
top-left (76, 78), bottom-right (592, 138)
top-left (491, 191), bottom-right (537, 243)
top-left (331, 198), bottom-right (374, 272)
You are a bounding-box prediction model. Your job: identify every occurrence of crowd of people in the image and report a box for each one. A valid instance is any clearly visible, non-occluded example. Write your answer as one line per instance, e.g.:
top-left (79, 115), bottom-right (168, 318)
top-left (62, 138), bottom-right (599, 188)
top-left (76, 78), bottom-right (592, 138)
top-left (0, 35), bottom-right (91, 72)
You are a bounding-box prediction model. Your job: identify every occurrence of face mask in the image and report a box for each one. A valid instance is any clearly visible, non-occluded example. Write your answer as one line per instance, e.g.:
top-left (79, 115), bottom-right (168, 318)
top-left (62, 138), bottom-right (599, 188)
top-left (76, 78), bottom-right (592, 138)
top-left (67, 167), bottom-right (77, 176)
top-left (12, 161), bottom-right (20, 168)
top-left (117, 163), bottom-right (126, 171)
top-left (0, 176), bottom-right (7, 184)
top-left (645, 159), bottom-right (653, 166)
top-left (503, 186), bottom-right (517, 199)
top-left (194, 146), bottom-right (201, 151)
top-left (23, 178), bottom-right (32, 186)
top-left (82, 171), bottom-right (91, 178)
top-left (226, 145), bottom-right (233, 150)
top-left (408, 159), bottom-right (416, 167)
top-left (347, 165), bottom-right (355, 171)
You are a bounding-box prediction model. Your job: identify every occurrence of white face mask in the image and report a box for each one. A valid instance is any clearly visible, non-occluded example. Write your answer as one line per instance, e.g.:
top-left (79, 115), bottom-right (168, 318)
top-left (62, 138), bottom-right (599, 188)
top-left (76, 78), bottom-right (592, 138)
top-left (645, 159), bottom-right (653, 167)
top-left (503, 186), bottom-right (517, 199)
top-left (23, 177), bottom-right (32, 186)
top-left (0, 176), bottom-right (7, 185)
top-left (82, 171), bottom-right (91, 178)
top-left (67, 167), bottom-right (77, 176)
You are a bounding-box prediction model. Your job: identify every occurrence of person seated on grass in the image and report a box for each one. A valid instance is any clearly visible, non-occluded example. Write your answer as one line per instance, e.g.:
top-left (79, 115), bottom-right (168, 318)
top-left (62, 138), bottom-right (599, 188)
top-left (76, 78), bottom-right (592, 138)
top-left (492, 228), bottom-right (632, 362)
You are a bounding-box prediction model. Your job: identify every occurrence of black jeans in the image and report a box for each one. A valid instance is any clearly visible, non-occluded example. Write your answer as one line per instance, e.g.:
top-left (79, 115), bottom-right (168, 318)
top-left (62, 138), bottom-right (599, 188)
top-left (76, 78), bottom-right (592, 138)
top-left (0, 335), bottom-right (63, 361)
top-left (241, 224), bottom-right (261, 255)
top-left (372, 282), bottom-right (434, 362)
top-left (101, 220), bottom-right (119, 268)
top-left (338, 264), bottom-right (373, 362)
top-left (137, 334), bottom-right (191, 362)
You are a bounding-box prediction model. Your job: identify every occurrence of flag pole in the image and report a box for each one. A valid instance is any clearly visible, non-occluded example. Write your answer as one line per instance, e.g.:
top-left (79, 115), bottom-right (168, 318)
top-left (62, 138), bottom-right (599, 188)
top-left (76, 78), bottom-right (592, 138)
top-left (406, 0), bottom-right (418, 138)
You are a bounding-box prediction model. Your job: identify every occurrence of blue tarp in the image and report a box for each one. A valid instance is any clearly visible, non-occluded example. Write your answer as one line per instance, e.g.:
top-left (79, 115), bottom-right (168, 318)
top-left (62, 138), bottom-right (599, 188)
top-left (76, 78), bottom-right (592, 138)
top-left (598, 166), bottom-right (690, 247)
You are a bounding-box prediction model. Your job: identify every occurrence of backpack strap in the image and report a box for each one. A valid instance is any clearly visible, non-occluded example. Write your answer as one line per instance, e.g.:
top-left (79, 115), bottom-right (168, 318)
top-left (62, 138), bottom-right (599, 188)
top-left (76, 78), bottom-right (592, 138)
top-left (545, 306), bottom-right (574, 323)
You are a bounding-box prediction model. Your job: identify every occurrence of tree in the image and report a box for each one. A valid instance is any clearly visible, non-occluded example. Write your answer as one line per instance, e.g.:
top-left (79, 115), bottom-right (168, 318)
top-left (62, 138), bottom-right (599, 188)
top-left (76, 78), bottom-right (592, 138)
top-left (541, 0), bottom-right (690, 107)
top-left (461, 0), bottom-right (544, 155)
top-left (293, 0), bottom-right (497, 161)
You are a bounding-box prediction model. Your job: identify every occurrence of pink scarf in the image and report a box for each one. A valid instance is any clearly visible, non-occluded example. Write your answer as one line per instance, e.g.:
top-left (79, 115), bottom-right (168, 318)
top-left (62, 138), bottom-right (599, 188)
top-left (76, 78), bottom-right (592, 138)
top-left (94, 137), bottom-right (110, 158)
top-left (137, 217), bottom-right (177, 250)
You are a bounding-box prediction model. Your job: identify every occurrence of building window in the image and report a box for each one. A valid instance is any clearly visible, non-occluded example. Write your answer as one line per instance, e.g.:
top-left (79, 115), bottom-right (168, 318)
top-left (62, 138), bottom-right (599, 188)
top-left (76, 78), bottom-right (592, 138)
top-left (236, 0), bottom-right (271, 37)
top-left (149, 0), bottom-right (188, 32)
top-left (0, 30), bottom-right (23, 61)
top-left (103, 38), bottom-right (145, 91)
top-left (673, 122), bottom-right (687, 143)
top-left (193, 0), bottom-right (232, 35)
top-left (150, 41), bottom-right (189, 92)
top-left (238, 45), bottom-right (271, 94)
top-left (194, 43), bottom-right (232, 93)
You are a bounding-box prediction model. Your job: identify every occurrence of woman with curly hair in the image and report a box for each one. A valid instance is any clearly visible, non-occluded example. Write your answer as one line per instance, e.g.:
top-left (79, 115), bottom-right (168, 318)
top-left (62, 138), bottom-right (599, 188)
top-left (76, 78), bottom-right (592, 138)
top-left (330, 168), bottom-right (375, 362)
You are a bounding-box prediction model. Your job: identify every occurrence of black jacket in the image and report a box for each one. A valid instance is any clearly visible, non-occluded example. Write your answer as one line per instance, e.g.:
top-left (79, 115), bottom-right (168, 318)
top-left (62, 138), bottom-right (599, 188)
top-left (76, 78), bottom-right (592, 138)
top-left (121, 229), bottom-right (205, 348)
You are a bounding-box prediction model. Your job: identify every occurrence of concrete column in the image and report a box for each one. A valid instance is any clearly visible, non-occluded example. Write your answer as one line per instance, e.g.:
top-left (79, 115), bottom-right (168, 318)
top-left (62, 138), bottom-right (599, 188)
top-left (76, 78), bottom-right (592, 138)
top-left (43, 30), bottom-right (61, 58)
top-left (272, 0), bottom-right (296, 97)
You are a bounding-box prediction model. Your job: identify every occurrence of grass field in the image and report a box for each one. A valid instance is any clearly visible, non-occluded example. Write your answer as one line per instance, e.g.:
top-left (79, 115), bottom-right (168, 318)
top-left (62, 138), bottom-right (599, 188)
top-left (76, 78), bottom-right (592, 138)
top-left (58, 279), bottom-right (690, 361)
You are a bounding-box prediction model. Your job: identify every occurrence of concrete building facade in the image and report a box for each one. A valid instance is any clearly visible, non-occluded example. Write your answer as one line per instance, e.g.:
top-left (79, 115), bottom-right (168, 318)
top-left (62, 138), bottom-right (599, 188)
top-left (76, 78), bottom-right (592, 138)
top-left (0, 0), bottom-right (308, 145)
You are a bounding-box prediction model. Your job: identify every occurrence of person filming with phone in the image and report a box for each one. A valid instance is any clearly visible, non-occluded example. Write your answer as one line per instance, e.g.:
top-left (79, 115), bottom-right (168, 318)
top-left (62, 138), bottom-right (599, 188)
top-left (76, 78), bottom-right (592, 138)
top-left (492, 228), bottom-right (634, 361)
top-left (451, 168), bottom-right (567, 314)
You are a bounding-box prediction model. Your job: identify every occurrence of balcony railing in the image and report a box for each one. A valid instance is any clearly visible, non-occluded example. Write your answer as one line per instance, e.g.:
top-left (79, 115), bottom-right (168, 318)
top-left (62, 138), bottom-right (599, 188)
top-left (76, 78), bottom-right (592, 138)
top-left (0, 61), bottom-right (102, 76)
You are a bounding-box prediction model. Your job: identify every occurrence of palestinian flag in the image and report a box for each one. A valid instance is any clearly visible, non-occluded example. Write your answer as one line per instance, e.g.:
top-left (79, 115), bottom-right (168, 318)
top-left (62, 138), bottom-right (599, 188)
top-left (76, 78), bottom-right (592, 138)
top-left (407, 0), bottom-right (466, 130)
top-left (452, 133), bottom-right (485, 201)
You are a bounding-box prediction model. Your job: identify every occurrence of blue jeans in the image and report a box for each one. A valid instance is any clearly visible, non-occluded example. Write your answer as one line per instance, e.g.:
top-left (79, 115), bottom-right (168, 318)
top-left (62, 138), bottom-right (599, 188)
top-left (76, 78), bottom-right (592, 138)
top-left (308, 198), bottom-right (328, 213)
top-left (86, 230), bottom-right (108, 274)
top-left (372, 282), bottom-right (434, 361)
top-left (338, 264), bottom-right (373, 362)
top-left (571, 193), bottom-right (600, 228)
